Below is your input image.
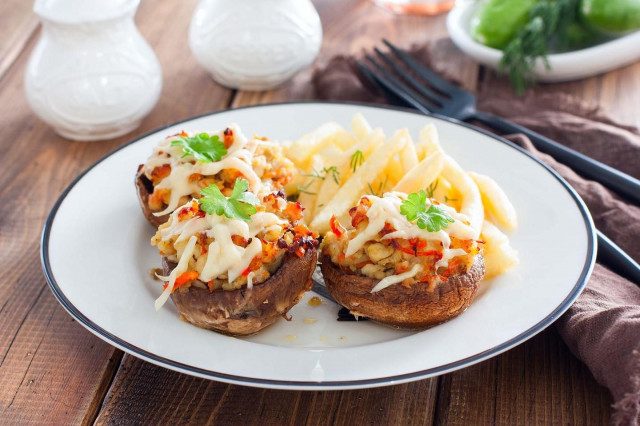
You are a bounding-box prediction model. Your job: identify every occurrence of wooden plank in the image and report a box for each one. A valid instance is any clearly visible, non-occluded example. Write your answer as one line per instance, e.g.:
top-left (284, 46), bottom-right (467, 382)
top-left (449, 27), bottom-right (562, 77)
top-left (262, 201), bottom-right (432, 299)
top-left (0, 0), bottom-right (233, 423)
top-left (0, 0), bottom-right (39, 82)
top-left (480, 62), bottom-right (640, 128)
top-left (94, 354), bottom-right (439, 426)
top-left (435, 327), bottom-right (613, 425)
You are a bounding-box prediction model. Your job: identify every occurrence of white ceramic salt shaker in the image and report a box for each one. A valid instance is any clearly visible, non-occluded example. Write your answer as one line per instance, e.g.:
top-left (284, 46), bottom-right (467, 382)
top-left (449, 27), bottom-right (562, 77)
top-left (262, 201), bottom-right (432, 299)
top-left (189, 0), bottom-right (322, 90)
top-left (25, 0), bottom-right (162, 141)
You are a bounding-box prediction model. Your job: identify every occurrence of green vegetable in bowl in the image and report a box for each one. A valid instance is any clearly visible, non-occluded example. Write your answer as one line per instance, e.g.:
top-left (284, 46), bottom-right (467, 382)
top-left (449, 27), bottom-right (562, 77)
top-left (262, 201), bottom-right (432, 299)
top-left (562, 21), bottom-right (603, 50)
top-left (470, 0), bottom-right (640, 93)
top-left (500, 0), bottom-right (580, 94)
top-left (471, 0), bottom-right (537, 49)
top-left (580, 0), bottom-right (640, 35)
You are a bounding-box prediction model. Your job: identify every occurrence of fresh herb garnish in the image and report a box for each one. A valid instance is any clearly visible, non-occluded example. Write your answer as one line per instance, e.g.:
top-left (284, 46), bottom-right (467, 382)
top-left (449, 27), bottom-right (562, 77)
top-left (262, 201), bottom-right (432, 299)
top-left (198, 178), bottom-right (259, 222)
top-left (300, 166), bottom-right (324, 180)
top-left (367, 175), bottom-right (389, 197)
top-left (500, 0), bottom-right (578, 93)
top-left (300, 166), bottom-right (340, 185)
top-left (296, 180), bottom-right (316, 195)
top-left (425, 180), bottom-right (439, 198)
top-left (322, 166), bottom-right (341, 185)
top-left (350, 150), bottom-right (364, 173)
top-left (170, 132), bottom-right (227, 163)
top-left (400, 190), bottom-right (455, 232)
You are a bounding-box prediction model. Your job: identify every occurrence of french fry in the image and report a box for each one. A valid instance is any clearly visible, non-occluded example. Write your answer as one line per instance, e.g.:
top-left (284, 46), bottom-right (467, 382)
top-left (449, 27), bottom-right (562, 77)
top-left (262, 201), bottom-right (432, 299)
top-left (440, 155), bottom-right (484, 238)
top-left (379, 155), bottom-right (404, 189)
top-left (350, 113), bottom-right (372, 141)
top-left (285, 122), bottom-right (353, 167)
top-left (399, 132), bottom-right (418, 173)
top-left (332, 128), bottom-right (357, 151)
top-left (297, 155), bottom-right (325, 223)
top-left (431, 176), bottom-right (461, 210)
top-left (316, 145), bottom-right (344, 166)
top-left (480, 220), bottom-right (519, 279)
top-left (284, 168), bottom-right (305, 196)
top-left (313, 128), bottom-right (385, 215)
top-left (310, 130), bottom-right (408, 233)
top-left (468, 172), bottom-right (517, 231)
top-left (372, 129), bottom-right (413, 193)
top-left (415, 123), bottom-right (440, 160)
top-left (393, 150), bottom-right (444, 194)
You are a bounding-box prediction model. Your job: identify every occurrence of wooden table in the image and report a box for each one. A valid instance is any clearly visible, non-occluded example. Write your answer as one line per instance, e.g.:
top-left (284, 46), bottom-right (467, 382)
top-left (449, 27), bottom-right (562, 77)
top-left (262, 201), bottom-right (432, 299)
top-left (2, 0), bottom-right (636, 423)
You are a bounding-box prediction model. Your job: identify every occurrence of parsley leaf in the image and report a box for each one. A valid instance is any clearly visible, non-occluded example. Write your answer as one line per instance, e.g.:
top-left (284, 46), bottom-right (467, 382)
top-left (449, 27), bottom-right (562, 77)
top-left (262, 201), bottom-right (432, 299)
top-left (198, 178), bottom-right (259, 222)
top-left (170, 132), bottom-right (227, 163)
top-left (400, 190), bottom-right (455, 232)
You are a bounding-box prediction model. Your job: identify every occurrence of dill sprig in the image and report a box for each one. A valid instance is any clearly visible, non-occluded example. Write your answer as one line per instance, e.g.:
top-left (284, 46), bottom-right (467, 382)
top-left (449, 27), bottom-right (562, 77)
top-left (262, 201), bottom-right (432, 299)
top-left (425, 180), bottom-right (439, 198)
top-left (367, 175), bottom-right (389, 197)
top-left (500, 0), bottom-right (579, 94)
top-left (350, 150), bottom-right (364, 173)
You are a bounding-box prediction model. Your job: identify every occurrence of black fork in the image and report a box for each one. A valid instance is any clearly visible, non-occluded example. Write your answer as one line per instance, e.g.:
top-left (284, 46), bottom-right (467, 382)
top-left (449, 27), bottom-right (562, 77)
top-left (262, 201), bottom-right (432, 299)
top-left (358, 39), bottom-right (640, 285)
top-left (359, 39), bottom-right (640, 205)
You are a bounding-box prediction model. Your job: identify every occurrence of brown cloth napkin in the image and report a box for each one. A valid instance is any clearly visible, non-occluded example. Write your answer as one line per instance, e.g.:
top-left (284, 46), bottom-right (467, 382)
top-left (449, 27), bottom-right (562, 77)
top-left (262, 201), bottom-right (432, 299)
top-left (312, 39), bottom-right (640, 425)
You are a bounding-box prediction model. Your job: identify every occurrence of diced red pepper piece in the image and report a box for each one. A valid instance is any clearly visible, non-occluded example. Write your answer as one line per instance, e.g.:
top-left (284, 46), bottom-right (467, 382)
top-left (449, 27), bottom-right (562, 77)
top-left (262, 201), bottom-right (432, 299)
top-left (329, 215), bottom-right (346, 238)
top-left (172, 271), bottom-right (199, 292)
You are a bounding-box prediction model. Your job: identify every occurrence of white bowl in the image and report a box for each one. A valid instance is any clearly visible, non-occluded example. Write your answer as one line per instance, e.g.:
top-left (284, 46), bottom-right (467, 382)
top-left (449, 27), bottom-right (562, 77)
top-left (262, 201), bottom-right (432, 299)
top-left (446, 1), bottom-right (640, 82)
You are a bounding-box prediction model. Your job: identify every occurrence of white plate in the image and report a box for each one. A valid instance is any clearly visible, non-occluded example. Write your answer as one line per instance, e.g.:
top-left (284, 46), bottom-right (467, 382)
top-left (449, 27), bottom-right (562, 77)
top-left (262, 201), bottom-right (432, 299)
top-left (42, 102), bottom-right (595, 390)
top-left (447, 2), bottom-right (640, 82)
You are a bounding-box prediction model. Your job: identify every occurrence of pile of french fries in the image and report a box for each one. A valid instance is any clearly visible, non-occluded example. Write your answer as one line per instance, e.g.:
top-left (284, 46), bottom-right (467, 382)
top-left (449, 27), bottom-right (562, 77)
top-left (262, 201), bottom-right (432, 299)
top-left (283, 113), bottom-right (519, 279)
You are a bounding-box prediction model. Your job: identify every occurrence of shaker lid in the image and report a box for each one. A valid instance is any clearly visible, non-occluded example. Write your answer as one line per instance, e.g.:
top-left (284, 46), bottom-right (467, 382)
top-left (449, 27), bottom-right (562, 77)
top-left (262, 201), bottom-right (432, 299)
top-left (34, 0), bottom-right (139, 23)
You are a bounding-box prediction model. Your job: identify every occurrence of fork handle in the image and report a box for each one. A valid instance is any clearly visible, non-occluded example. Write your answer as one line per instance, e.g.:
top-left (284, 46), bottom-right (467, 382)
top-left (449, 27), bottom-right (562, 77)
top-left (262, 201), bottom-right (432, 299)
top-left (471, 111), bottom-right (640, 204)
top-left (597, 231), bottom-right (640, 285)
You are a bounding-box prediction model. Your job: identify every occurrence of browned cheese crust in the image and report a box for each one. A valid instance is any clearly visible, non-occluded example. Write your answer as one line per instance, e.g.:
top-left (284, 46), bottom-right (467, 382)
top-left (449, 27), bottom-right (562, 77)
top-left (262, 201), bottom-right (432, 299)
top-left (164, 249), bottom-right (317, 336)
top-left (135, 167), bottom-right (170, 228)
top-left (320, 253), bottom-right (485, 329)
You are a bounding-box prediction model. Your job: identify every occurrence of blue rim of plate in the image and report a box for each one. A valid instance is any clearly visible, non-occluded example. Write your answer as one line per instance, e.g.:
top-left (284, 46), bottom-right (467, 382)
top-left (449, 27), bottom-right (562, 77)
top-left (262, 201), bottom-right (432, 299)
top-left (41, 101), bottom-right (596, 389)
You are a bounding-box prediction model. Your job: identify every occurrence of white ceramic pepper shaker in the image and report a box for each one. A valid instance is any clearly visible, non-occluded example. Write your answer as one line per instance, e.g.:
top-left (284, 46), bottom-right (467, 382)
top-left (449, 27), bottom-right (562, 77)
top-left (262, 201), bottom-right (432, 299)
top-left (189, 0), bottom-right (323, 90)
top-left (25, 0), bottom-right (162, 141)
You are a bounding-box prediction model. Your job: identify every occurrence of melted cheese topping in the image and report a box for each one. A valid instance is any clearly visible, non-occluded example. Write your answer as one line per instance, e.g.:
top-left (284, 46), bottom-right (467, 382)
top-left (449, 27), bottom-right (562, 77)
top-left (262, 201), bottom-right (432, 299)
top-left (345, 193), bottom-right (476, 289)
top-left (142, 124), bottom-right (271, 216)
top-left (371, 264), bottom-right (422, 293)
top-left (347, 193), bottom-right (475, 255)
top-left (160, 201), bottom-right (287, 277)
top-left (155, 235), bottom-right (198, 311)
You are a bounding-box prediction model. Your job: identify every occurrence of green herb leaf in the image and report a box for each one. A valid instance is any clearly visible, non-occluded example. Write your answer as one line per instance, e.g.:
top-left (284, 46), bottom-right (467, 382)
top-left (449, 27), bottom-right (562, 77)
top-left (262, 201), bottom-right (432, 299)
top-left (198, 178), bottom-right (259, 222)
top-left (350, 150), bottom-right (364, 173)
top-left (499, 0), bottom-right (579, 94)
top-left (366, 174), bottom-right (389, 197)
top-left (400, 190), bottom-right (455, 232)
top-left (321, 166), bottom-right (341, 185)
top-left (170, 132), bottom-right (227, 163)
top-left (425, 180), bottom-right (439, 198)
top-left (300, 167), bottom-right (325, 181)
top-left (296, 180), bottom-right (316, 195)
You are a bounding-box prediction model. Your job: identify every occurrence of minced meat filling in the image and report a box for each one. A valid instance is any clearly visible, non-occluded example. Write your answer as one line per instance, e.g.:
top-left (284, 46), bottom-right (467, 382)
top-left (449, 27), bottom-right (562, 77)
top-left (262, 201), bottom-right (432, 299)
top-left (153, 192), bottom-right (318, 292)
top-left (321, 198), bottom-right (480, 288)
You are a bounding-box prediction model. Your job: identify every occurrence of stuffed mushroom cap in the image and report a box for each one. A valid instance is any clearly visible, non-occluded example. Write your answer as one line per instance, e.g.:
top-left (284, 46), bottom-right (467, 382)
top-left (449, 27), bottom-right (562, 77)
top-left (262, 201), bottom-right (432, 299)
top-left (152, 184), bottom-right (318, 335)
top-left (136, 124), bottom-right (294, 227)
top-left (320, 192), bottom-right (485, 328)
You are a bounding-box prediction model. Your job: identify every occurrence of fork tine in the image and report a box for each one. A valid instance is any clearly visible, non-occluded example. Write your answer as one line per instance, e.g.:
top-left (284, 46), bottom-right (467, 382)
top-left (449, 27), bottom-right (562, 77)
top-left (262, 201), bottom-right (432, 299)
top-left (357, 61), bottom-right (432, 115)
top-left (373, 47), bottom-right (448, 104)
top-left (382, 39), bottom-right (459, 96)
top-left (363, 55), bottom-right (439, 111)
